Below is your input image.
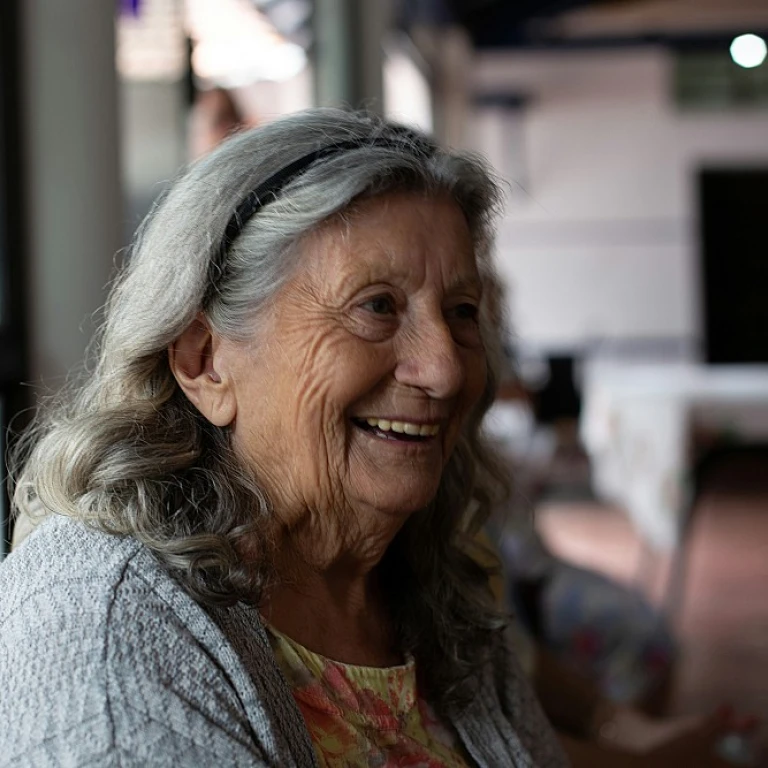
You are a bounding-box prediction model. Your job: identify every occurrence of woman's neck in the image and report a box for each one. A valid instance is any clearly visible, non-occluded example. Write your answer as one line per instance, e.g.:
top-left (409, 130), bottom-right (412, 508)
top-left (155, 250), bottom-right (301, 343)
top-left (261, 554), bottom-right (400, 667)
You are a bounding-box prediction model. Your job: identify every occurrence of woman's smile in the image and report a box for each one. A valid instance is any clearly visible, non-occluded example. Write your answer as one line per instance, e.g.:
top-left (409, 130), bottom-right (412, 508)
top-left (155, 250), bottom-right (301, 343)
top-left (351, 415), bottom-right (443, 451)
top-left (352, 416), bottom-right (442, 440)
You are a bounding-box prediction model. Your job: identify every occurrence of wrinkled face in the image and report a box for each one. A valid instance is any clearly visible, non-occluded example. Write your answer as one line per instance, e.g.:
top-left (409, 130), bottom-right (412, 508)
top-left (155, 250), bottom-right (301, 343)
top-left (225, 192), bottom-right (487, 530)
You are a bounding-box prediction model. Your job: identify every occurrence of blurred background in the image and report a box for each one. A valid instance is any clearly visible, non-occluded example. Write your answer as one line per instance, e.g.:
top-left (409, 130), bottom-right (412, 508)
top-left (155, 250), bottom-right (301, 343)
top-left (1, 0), bottom-right (767, 736)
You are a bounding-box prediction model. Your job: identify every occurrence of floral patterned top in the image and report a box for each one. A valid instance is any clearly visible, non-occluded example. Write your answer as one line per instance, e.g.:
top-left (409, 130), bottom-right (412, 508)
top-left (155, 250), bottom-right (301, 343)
top-left (266, 626), bottom-right (471, 768)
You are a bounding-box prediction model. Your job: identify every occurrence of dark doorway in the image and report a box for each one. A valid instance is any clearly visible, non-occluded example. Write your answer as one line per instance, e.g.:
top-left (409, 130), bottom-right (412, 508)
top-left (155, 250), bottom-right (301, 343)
top-left (700, 168), bottom-right (768, 364)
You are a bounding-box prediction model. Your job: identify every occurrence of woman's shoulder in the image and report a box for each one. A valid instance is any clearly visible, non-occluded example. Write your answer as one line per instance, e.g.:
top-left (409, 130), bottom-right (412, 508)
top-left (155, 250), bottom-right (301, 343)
top-left (2, 514), bottom-right (144, 597)
top-left (0, 516), bottom-right (278, 766)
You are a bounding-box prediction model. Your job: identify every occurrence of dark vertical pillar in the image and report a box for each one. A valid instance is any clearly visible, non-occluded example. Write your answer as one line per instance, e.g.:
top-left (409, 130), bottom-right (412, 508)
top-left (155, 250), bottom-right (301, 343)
top-left (314, 0), bottom-right (390, 113)
top-left (0, 0), bottom-right (29, 555)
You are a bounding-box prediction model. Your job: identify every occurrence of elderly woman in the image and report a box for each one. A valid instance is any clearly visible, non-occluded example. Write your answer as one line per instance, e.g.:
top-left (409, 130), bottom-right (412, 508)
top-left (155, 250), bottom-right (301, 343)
top-left (0, 110), bottom-right (566, 767)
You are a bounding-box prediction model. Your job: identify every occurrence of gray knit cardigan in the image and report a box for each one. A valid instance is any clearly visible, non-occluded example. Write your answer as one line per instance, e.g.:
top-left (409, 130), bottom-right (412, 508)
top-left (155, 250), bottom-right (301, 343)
top-left (0, 516), bottom-right (568, 767)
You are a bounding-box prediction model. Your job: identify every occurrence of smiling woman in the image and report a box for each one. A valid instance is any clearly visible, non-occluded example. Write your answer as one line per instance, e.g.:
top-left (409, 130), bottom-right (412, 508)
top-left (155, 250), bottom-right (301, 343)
top-left (1, 109), bottom-right (567, 767)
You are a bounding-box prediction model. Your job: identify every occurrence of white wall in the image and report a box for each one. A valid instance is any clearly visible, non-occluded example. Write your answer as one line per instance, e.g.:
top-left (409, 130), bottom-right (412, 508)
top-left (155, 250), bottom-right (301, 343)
top-left (469, 48), bottom-right (768, 354)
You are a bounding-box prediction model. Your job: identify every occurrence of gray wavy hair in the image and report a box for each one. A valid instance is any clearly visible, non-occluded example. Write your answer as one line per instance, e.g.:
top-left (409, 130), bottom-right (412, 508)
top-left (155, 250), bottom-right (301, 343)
top-left (12, 108), bottom-right (509, 711)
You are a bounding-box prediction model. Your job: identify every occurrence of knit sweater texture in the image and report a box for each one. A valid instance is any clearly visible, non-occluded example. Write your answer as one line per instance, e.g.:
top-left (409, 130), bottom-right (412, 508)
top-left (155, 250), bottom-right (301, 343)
top-left (0, 516), bottom-right (567, 767)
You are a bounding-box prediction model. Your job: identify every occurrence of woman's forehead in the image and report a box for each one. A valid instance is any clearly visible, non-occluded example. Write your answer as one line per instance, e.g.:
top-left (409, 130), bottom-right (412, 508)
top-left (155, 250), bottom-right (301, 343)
top-left (293, 193), bottom-right (480, 294)
top-left (339, 188), bottom-right (463, 226)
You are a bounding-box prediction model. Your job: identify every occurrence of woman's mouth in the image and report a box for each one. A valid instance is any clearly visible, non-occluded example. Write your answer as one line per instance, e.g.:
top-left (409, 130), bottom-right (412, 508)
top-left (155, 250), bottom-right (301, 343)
top-left (352, 417), bottom-right (440, 442)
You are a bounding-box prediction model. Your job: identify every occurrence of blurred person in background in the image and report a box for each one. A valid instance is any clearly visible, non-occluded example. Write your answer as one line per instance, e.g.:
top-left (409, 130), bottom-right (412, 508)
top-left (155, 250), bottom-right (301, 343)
top-left (188, 85), bottom-right (253, 160)
top-left (483, 279), bottom-right (762, 767)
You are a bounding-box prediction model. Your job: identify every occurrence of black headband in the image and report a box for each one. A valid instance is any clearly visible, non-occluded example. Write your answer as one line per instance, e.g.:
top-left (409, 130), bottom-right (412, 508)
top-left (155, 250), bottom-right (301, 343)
top-left (204, 131), bottom-right (434, 307)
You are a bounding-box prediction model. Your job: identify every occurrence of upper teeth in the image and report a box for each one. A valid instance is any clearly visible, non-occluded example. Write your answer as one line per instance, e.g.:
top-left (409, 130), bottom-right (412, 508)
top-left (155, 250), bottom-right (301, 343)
top-left (365, 418), bottom-right (440, 437)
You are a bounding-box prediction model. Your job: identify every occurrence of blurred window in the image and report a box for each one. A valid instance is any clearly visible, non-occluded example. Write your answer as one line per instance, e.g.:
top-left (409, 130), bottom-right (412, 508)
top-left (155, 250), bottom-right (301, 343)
top-left (117, 0), bottom-right (186, 82)
top-left (675, 48), bottom-right (768, 110)
top-left (186, 0), bottom-right (306, 87)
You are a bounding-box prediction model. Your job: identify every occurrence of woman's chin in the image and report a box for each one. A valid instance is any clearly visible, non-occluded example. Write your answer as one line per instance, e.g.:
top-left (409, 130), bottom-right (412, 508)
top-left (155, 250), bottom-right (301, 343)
top-left (351, 477), bottom-right (441, 522)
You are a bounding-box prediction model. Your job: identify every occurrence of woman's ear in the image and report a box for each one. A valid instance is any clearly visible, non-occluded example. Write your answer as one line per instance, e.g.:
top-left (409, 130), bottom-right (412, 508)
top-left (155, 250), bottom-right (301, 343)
top-left (168, 316), bottom-right (237, 427)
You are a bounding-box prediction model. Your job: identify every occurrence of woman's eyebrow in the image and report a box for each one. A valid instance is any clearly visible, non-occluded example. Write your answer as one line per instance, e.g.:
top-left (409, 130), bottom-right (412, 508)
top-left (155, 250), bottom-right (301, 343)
top-left (447, 275), bottom-right (483, 296)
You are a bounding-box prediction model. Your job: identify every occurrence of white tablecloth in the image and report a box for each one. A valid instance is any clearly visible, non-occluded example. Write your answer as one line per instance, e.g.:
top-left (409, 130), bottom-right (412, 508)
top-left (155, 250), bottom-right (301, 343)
top-left (580, 362), bottom-right (768, 550)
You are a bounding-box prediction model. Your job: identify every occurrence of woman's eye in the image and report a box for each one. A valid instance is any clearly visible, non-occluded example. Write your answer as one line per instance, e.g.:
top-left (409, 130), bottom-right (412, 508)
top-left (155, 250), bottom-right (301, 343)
top-left (362, 295), bottom-right (396, 315)
top-left (449, 303), bottom-right (479, 322)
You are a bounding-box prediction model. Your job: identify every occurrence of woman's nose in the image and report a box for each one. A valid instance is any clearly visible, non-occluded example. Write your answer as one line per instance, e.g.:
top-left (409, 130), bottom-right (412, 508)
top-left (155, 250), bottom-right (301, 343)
top-left (394, 314), bottom-right (466, 399)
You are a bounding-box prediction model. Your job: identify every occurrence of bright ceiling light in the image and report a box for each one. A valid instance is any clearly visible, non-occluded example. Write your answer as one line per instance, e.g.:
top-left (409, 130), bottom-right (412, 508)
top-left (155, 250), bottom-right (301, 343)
top-left (730, 34), bottom-right (767, 69)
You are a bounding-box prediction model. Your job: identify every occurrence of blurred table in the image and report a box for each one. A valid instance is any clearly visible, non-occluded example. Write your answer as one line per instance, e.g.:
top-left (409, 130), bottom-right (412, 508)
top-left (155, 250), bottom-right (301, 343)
top-left (580, 362), bottom-right (768, 551)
